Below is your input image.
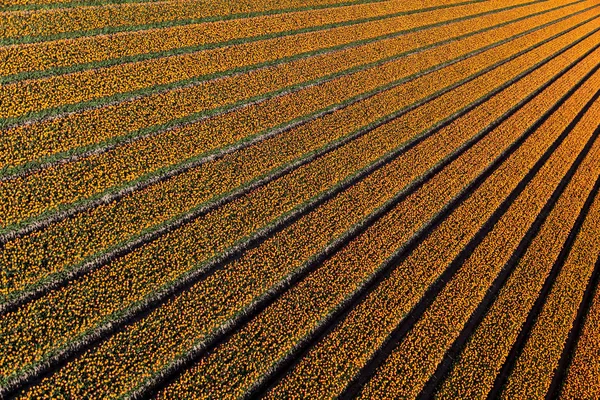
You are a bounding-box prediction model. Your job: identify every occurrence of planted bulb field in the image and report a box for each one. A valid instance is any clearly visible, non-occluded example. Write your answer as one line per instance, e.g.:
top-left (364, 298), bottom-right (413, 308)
top-left (1, 0), bottom-right (600, 398)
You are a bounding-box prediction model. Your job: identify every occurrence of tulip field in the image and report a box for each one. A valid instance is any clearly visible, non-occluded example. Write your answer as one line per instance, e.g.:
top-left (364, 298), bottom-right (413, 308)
top-left (1, 0), bottom-right (600, 398)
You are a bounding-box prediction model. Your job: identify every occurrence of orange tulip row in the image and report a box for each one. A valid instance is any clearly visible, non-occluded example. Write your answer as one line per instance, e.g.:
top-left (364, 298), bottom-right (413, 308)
top-left (0, 0), bottom-right (574, 303)
top-left (1, 0), bottom-right (586, 177)
top-left (501, 107), bottom-right (600, 398)
top-left (561, 229), bottom-right (600, 399)
top-left (0, 0), bottom-right (374, 42)
top-left (0, 0), bottom-right (473, 79)
top-left (14, 13), bottom-right (595, 398)
top-left (359, 58), bottom-right (600, 400)
top-left (438, 83), bottom-right (600, 400)
top-left (264, 27), bottom-right (600, 400)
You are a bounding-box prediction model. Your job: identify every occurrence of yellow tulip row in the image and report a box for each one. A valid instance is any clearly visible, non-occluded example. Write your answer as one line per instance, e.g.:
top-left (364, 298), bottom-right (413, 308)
top-left (0, 0), bottom-right (460, 79)
top-left (0, 0), bottom-right (369, 42)
top-left (438, 77), bottom-right (600, 400)
top-left (14, 12), bottom-right (592, 397)
top-left (1, 0), bottom-right (584, 177)
top-left (358, 59), bottom-right (600, 399)
top-left (501, 104), bottom-right (600, 398)
top-left (263, 25), bottom-right (600, 400)
top-left (1, 0), bottom-right (533, 122)
top-left (0, 0), bottom-right (167, 10)
top-left (561, 230), bottom-right (600, 399)
top-left (0, 0), bottom-right (572, 302)
top-left (1, 36), bottom-right (498, 381)
top-left (0, 0), bottom-right (151, 11)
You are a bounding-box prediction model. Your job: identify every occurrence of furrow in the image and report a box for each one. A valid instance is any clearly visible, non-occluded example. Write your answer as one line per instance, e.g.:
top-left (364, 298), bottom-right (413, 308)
top-left (153, 42), bottom-right (600, 400)
top-left (4, 1), bottom-right (597, 399)
top-left (0, 0), bottom-right (527, 123)
top-left (137, 46), bottom-right (600, 400)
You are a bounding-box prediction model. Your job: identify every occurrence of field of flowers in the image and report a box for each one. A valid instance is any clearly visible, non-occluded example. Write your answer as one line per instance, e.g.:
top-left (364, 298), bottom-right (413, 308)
top-left (1, 0), bottom-right (599, 398)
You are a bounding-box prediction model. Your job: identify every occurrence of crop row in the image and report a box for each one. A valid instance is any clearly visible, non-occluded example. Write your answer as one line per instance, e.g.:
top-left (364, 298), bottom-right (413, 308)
top-left (500, 103), bottom-right (600, 398)
top-left (10, 15), bottom-right (595, 397)
top-left (356, 62), bottom-right (600, 400)
top-left (261, 29), bottom-right (600, 400)
top-left (155, 51), bottom-right (597, 400)
top-left (561, 234), bottom-right (600, 399)
top-left (0, 0), bottom-right (478, 80)
top-left (0, 0), bottom-right (165, 11)
top-left (1, 0), bottom-right (588, 179)
top-left (0, 0), bottom-right (577, 302)
top-left (437, 83), bottom-right (600, 400)
top-left (1, 22), bottom-right (539, 382)
top-left (0, 0), bottom-right (378, 43)
top-left (1, 0), bottom-right (532, 123)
